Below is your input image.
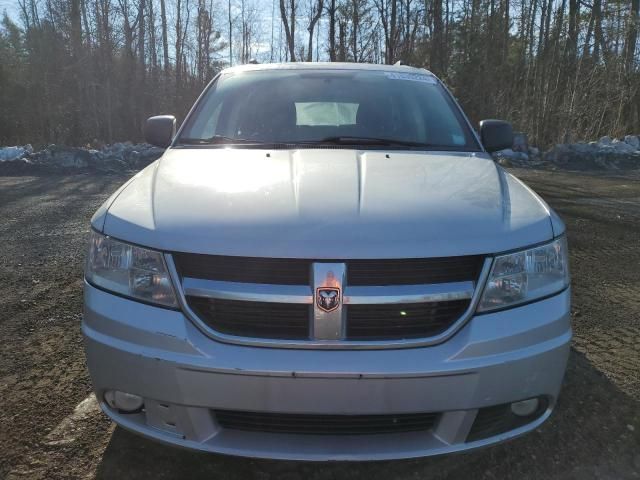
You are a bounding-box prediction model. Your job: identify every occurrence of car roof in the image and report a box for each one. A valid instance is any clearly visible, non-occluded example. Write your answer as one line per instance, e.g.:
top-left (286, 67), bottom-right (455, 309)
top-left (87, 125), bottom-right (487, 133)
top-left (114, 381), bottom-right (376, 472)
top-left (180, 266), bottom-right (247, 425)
top-left (221, 62), bottom-right (437, 78)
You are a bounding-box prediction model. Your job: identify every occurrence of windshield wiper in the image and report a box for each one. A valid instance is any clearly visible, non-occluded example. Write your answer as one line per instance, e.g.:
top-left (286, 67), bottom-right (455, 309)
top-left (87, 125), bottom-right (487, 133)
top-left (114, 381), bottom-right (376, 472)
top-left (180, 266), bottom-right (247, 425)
top-left (178, 135), bottom-right (467, 150)
top-left (177, 135), bottom-right (259, 145)
top-left (311, 136), bottom-right (438, 148)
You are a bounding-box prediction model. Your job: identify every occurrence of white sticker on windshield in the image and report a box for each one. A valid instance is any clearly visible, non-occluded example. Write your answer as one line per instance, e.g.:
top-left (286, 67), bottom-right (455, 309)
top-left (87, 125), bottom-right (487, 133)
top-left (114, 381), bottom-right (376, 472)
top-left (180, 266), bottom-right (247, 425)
top-left (385, 72), bottom-right (437, 84)
top-left (451, 134), bottom-right (466, 145)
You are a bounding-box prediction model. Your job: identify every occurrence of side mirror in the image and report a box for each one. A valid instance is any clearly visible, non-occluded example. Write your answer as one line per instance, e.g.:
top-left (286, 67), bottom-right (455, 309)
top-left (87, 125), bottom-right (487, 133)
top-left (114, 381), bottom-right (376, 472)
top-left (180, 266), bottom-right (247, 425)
top-left (479, 119), bottom-right (513, 153)
top-left (144, 115), bottom-right (176, 148)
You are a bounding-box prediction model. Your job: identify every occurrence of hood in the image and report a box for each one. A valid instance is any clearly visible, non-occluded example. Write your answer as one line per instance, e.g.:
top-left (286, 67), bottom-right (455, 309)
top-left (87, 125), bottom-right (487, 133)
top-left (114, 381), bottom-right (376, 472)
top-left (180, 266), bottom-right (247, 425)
top-left (97, 148), bottom-right (556, 258)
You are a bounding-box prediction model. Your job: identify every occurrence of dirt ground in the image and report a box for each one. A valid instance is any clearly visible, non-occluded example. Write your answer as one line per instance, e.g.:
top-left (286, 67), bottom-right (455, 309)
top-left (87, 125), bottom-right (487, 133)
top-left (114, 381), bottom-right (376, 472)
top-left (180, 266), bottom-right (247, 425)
top-left (0, 168), bottom-right (639, 479)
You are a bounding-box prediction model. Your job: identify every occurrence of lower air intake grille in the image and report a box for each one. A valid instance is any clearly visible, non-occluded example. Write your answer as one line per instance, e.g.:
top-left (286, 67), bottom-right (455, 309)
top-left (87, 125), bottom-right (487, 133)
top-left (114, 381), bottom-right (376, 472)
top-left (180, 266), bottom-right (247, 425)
top-left (346, 300), bottom-right (470, 340)
top-left (214, 410), bottom-right (439, 435)
top-left (467, 397), bottom-right (549, 442)
top-left (187, 297), bottom-right (310, 339)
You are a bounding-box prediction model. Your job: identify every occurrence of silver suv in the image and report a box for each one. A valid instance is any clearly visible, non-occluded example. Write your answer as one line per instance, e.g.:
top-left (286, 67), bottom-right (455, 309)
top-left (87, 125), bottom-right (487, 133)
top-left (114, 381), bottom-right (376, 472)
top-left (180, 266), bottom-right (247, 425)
top-left (83, 63), bottom-right (571, 460)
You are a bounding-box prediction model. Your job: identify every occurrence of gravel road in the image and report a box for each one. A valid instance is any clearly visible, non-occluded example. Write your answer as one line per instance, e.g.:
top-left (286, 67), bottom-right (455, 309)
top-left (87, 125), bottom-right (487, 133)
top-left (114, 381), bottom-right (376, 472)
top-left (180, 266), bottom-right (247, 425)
top-left (0, 168), bottom-right (639, 479)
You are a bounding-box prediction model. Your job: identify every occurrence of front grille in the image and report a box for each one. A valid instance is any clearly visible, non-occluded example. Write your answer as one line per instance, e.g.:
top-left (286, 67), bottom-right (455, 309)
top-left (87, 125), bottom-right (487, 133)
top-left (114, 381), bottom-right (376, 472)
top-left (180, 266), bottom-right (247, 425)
top-left (214, 410), bottom-right (439, 435)
top-left (176, 253), bottom-right (485, 344)
top-left (173, 253), bottom-right (483, 286)
top-left (188, 297), bottom-right (310, 339)
top-left (346, 300), bottom-right (470, 340)
top-left (174, 253), bottom-right (311, 285)
top-left (347, 256), bottom-right (484, 286)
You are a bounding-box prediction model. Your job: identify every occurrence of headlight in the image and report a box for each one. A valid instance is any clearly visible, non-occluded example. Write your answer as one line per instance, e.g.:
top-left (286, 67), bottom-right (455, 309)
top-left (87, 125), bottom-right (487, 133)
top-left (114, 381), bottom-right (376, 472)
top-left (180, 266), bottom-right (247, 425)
top-left (478, 237), bottom-right (569, 312)
top-left (85, 231), bottom-right (178, 308)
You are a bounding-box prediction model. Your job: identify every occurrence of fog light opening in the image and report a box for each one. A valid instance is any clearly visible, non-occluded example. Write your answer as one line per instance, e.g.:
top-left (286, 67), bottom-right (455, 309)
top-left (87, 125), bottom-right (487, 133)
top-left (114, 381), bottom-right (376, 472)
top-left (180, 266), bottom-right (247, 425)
top-left (104, 390), bottom-right (144, 413)
top-left (510, 398), bottom-right (540, 417)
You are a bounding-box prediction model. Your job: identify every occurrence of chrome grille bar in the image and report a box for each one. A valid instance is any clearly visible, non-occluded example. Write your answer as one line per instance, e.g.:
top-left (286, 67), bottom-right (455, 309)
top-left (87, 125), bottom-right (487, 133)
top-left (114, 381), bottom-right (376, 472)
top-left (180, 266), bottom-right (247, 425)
top-left (183, 278), bottom-right (313, 304)
top-left (344, 282), bottom-right (474, 305)
top-left (182, 277), bottom-right (474, 305)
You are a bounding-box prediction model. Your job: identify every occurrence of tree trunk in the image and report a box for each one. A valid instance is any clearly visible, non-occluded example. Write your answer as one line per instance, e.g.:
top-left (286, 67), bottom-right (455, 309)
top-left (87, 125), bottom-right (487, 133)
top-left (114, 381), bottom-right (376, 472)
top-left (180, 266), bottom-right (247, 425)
top-left (388, 0), bottom-right (397, 63)
top-left (280, 0), bottom-right (296, 60)
top-left (159, 0), bottom-right (170, 72)
top-left (328, 0), bottom-right (337, 60)
top-left (307, 0), bottom-right (324, 62)
top-left (80, 0), bottom-right (91, 47)
top-left (175, 0), bottom-right (182, 89)
top-left (339, 19), bottom-right (347, 60)
top-left (70, 0), bottom-right (83, 140)
top-left (590, 0), bottom-right (602, 60)
top-left (624, 0), bottom-right (639, 70)
top-left (138, 0), bottom-right (145, 71)
top-left (432, 0), bottom-right (444, 74)
top-left (352, 0), bottom-right (359, 61)
top-left (148, 0), bottom-right (158, 72)
top-left (566, 0), bottom-right (579, 61)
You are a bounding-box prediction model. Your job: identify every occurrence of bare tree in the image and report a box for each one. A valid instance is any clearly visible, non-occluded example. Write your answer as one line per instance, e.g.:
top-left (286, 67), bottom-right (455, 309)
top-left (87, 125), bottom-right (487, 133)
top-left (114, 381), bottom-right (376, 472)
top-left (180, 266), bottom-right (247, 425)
top-left (307, 0), bottom-right (324, 61)
top-left (327, 0), bottom-right (337, 60)
top-left (159, 0), bottom-right (169, 72)
top-left (280, 0), bottom-right (296, 60)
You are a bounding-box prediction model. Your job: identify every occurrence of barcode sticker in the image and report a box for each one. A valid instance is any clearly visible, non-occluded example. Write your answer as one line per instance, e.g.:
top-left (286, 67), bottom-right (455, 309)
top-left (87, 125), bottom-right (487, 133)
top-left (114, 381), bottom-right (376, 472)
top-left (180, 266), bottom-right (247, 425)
top-left (385, 72), bottom-right (437, 84)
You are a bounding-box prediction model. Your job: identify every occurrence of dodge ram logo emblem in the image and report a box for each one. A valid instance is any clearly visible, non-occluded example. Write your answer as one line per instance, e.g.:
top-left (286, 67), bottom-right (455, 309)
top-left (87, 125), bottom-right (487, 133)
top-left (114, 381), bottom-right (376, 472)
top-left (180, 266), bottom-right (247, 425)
top-left (316, 287), bottom-right (341, 312)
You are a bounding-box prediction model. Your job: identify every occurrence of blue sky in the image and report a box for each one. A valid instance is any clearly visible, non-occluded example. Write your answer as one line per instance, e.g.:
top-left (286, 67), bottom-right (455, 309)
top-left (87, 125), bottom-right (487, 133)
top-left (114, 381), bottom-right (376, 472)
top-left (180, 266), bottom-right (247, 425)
top-left (0, 0), bottom-right (18, 18)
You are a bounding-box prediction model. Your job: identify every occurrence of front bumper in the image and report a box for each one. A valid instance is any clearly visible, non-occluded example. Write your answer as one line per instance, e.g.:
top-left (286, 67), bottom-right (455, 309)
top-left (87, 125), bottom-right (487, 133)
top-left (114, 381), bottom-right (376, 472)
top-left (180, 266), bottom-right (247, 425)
top-left (83, 282), bottom-right (571, 460)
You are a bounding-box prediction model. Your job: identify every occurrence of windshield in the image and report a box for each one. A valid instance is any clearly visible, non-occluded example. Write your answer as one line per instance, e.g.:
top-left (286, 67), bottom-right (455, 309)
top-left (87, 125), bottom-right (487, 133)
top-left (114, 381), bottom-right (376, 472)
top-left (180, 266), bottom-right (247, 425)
top-left (178, 69), bottom-right (480, 150)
